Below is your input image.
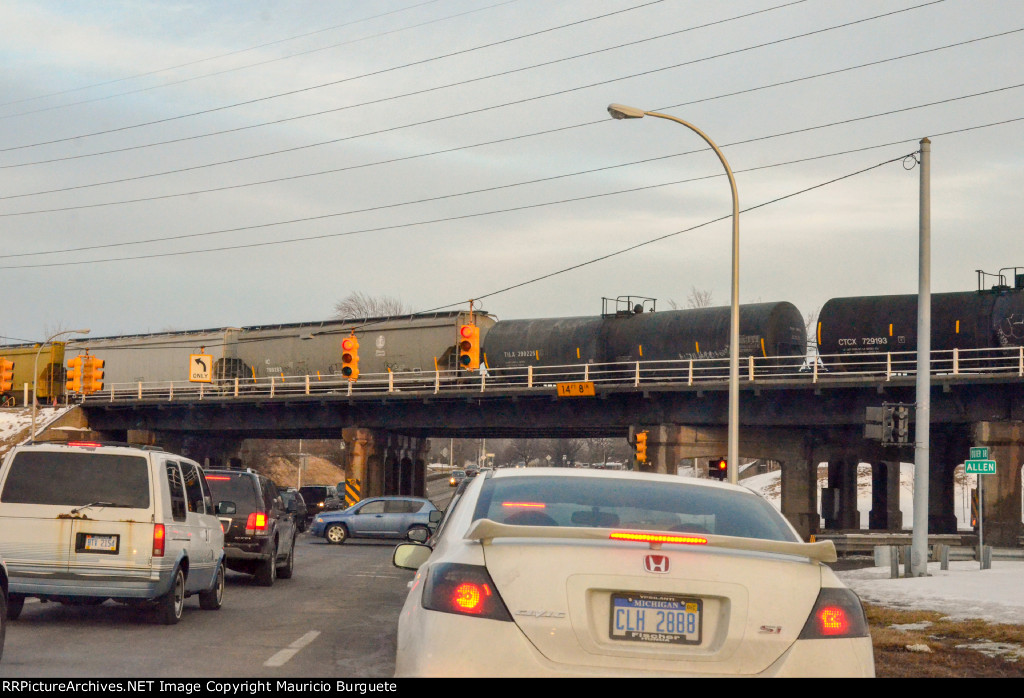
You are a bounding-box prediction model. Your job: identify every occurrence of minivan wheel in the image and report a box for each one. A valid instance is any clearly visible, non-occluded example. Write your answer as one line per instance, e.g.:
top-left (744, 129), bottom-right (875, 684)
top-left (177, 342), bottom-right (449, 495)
top-left (156, 568), bottom-right (185, 625)
top-left (255, 543), bottom-right (277, 587)
top-left (277, 537), bottom-right (296, 580)
top-left (6, 594), bottom-right (24, 621)
top-left (325, 523), bottom-right (348, 544)
top-left (199, 562), bottom-right (225, 610)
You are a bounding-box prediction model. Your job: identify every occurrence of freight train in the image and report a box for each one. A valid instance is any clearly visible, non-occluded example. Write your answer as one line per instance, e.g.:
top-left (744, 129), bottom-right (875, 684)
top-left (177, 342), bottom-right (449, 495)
top-left (2, 268), bottom-right (1022, 402)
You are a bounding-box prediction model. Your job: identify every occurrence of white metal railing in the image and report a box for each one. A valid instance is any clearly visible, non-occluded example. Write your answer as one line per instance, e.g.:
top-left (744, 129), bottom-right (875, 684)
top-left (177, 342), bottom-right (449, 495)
top-left (87, 345), bottom-right (1024, 404)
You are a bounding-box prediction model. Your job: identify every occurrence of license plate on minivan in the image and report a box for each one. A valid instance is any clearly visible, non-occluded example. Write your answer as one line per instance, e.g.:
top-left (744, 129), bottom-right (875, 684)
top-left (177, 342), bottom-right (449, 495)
top-left (610, 593), bottom-right (702, 645)
top-left (77, 533), bottom-right (119, 554)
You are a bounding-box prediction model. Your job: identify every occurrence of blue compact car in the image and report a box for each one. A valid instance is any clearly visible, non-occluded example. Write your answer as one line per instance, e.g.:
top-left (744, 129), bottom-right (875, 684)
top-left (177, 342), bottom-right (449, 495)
top-left (310, 496), bottom-right (438, 544)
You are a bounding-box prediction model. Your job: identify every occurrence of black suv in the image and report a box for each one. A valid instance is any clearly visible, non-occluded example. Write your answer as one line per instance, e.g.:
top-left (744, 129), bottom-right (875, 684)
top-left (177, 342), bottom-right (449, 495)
top-left (206, 470), bottom-right (298, 586)
top-left (298, 485), bottom-right (343, 526)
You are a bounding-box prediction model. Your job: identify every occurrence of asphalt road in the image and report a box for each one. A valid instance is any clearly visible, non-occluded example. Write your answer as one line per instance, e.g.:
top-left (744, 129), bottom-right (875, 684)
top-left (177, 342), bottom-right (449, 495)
top-left (1, 535), bottom-right (415, 678)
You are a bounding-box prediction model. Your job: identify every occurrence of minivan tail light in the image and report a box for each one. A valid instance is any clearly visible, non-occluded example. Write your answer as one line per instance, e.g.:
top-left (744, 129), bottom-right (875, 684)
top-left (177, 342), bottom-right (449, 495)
top-left (798, 587), bottom-right (869, 639)
top-left (246, 512), bottom-right (269, 535)
top-left (153, 524), bottom-right (165, 557)
top-left (422, 563), bottom-right (512, 622)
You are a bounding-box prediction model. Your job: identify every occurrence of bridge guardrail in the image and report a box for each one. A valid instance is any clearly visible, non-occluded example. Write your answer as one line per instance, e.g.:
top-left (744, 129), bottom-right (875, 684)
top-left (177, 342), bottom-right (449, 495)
top-left (82, 345), bottom-right (1024, 404)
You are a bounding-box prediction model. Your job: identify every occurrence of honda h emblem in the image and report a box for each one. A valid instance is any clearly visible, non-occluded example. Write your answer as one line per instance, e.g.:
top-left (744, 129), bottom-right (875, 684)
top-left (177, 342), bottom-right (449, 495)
top-left (644, 554), bottom-right (670, 573)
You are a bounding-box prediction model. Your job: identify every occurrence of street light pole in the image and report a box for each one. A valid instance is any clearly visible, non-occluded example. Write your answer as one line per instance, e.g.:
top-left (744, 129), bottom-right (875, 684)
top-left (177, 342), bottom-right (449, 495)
top-left (31, 328), bottom-right (90, 443)
top-left (608, 104), bottom-right (741, 483)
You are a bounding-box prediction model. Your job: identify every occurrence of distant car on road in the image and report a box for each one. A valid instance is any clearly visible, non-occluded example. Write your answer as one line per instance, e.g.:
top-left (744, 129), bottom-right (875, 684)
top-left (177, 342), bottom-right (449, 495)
top-left (391, 467), bottom-right (873, 678)
top-left (448, 470), bottom-right (466, 487)
top-left (311, 496), bottom-right (438, 544)
top-left (298, 485), bottom-right (343, 525)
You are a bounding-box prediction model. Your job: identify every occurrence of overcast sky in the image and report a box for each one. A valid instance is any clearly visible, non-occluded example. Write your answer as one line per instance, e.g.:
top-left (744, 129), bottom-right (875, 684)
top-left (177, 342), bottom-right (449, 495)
top-left (1, 0), bottom-right (1021, 342)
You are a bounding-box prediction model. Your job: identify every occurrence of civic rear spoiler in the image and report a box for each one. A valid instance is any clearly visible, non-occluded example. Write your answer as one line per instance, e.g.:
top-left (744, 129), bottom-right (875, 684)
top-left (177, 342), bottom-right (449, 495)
top-left (464, 518), bottom-right (837, 564)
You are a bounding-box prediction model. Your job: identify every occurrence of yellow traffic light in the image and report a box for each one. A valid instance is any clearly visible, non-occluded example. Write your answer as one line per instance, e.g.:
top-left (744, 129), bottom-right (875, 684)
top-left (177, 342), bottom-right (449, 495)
top-left (458, 324), bottom-right (480, 371)
top-left (636, 431), bottom-right (648, 464)
top-left (0, 358), bottom-right (13, 393)
top-left (84, 356), bottom-right (105, 394)
top-left (66, 356), bottom-right (84, 393)
top-left (341, 335), bottom-right (360, 381)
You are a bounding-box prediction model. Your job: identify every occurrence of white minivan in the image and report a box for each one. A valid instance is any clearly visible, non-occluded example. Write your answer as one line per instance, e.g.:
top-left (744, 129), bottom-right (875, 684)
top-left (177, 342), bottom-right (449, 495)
top-left (0, 441), bottom-right (226, 624)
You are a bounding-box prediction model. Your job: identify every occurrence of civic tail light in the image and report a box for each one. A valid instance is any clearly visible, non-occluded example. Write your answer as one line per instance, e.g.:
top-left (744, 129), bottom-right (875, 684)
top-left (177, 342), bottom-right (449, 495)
top-left (422, 563), bottom-right (512, 622)
top-left (798, 587), bottom-right (869, 639)
top-left (246, 512), bottom-right (269, 535)
top-left (152, 524), bottom-right (165, 557)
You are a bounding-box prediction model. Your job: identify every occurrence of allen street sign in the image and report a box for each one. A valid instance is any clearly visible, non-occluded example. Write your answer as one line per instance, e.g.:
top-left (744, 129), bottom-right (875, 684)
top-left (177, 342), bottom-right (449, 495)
top-left (965, 459), bottom-right (997, 475)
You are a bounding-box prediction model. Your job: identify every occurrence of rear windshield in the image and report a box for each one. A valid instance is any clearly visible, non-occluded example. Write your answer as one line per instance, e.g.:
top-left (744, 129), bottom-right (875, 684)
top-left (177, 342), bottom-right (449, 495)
top-left (1, 450), bottom-right (150, 508)
top-left (205, 472), bottom-right (260, 513)
top-left (472, 476), bottom-right (797, 542)
top-left (299, 486), bottom-right (332, 503)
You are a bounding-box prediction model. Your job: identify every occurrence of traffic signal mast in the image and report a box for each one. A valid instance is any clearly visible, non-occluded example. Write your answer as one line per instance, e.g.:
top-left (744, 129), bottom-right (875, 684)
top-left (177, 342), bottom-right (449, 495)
top-left (341, 335), bottom-right (360, 381)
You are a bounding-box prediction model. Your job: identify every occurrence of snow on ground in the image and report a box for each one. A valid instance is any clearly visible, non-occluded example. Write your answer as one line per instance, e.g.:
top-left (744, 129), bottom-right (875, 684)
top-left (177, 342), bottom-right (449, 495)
top-left (741, 463), bottom-right (1024, 623)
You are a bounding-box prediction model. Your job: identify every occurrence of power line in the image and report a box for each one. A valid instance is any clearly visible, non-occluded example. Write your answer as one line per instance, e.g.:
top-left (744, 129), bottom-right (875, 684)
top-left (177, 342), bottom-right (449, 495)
top-left (1, 114), bottom-right (1019, 271)
top-left (0, 0), bottom-right (959, 202)
top-left (350, 152), bottom-right (917, 331)
top-left (2, 0), bottom-right (809, 170)
top-left (0, 0), bottom-right (668, 151)
top-left (0, 0), bottom-right (452, 111)
top-left (2, 84), bottom-right (1020, 261)
top-left (2, 25), bottom-right (1017, 217)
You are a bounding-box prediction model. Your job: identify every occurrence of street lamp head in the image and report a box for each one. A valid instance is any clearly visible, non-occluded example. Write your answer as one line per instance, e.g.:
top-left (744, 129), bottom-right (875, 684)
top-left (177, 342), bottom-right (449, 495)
top-left (607, 103), bottom-right (646, 120)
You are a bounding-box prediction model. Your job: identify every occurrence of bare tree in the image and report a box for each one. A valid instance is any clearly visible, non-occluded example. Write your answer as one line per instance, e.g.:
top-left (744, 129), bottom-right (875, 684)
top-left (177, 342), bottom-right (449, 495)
top-left (666, 287), bottom-right (713, 310)
top-left (333, 292), bottom-right (411, 320)
top-left (686, 286), bottom-right (713, 308)
top-left (804, 306), bottom-right (819, 363)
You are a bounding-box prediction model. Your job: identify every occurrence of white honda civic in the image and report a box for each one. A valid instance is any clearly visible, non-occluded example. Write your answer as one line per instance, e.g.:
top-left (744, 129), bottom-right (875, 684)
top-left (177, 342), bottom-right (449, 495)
top-left (393, 468), bottom-right (874, 678)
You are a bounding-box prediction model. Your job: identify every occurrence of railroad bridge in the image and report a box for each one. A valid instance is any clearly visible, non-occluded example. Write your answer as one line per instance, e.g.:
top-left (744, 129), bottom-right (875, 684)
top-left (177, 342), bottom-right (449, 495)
top-left (47, 352), bottom-right (1024, 544)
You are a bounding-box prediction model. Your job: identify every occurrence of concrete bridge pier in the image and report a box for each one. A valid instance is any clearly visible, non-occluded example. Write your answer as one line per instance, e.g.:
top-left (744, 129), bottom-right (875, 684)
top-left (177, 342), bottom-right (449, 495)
top-left (972, 421), bottom-right (1024, 546)
top-left (868, 461), bottom-right (902, 530)
top-left (342, 428), bottom-right (429, 499)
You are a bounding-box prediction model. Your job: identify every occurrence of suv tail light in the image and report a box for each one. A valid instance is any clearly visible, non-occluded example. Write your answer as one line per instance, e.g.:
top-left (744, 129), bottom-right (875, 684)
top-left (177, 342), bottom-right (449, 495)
top-left (153, 524), bottom-right (165, 557)
top-left (798, 587), bottom-right (869, 639)
top-left (422, 563), bottom-right (512, 622)
top-left (246, 512), bottom-right (269, 535)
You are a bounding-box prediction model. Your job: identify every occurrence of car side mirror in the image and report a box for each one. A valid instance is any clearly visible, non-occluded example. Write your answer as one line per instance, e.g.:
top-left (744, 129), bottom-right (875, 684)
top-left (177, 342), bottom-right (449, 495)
top-left (216, 501), bottom-right (236, 515)
top-left (393, 543), bottom-right (432, 570)
top-left (428, 510), bottom-right (443, 524)
top-left (407, 527), bottom-right (430, 543)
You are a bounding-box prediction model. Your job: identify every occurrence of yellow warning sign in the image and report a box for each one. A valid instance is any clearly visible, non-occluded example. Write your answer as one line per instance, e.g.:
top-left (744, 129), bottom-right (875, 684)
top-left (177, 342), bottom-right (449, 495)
top-left (189, 354), bottom-right (214, 383)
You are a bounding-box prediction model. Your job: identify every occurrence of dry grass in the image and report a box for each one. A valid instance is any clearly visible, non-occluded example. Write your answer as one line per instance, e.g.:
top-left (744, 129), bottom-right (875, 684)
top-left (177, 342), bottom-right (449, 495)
top-left (867, 604), bottom-right (1024, 677)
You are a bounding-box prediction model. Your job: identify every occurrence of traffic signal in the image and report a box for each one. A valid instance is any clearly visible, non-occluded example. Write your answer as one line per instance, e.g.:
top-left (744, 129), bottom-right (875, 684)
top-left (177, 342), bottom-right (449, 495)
top-left (84, 356), bottom-right (104, 394)
top-left (341, 335), bottom-right (360, 381)
top-left (635, 431), bottom-right (648, 464)
top-left (0, 358), bottom-right (13, 393)
top-left (709, 458), bottom-right (728, 480)
top-left (66, 356), bottom-right (84, 393)
top-left (458, 324), bottom-right (480, 371)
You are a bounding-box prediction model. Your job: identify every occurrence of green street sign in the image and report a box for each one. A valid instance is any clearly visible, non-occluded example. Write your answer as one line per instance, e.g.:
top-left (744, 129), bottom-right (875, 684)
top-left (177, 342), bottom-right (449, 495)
top-left (970, 447), bottom-right (989, 460)
top-left (965, 459), bottom-right (997, 475)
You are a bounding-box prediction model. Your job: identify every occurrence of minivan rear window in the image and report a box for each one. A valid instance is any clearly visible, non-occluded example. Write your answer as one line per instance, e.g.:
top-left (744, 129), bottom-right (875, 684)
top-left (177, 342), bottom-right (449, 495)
top-left (1, 451), bottom-right (150, 508)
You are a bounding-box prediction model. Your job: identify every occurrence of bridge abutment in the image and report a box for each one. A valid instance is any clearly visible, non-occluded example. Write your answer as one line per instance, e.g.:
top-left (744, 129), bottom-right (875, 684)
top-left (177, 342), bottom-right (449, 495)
top-left (342, 428), bottom-right (428, 499)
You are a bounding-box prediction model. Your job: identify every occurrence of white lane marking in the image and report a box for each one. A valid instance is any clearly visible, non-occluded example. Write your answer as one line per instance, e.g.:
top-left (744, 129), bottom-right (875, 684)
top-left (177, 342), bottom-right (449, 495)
top-left (264, 630), bottom-right (321, 667)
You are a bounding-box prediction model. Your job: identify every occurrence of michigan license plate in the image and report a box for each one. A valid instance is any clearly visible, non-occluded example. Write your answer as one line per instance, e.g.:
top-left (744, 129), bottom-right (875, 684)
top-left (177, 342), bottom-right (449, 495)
top-left (77, 533), bottom-right (119, 554)
top-left (610, 593), bottom-right (702, 645)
